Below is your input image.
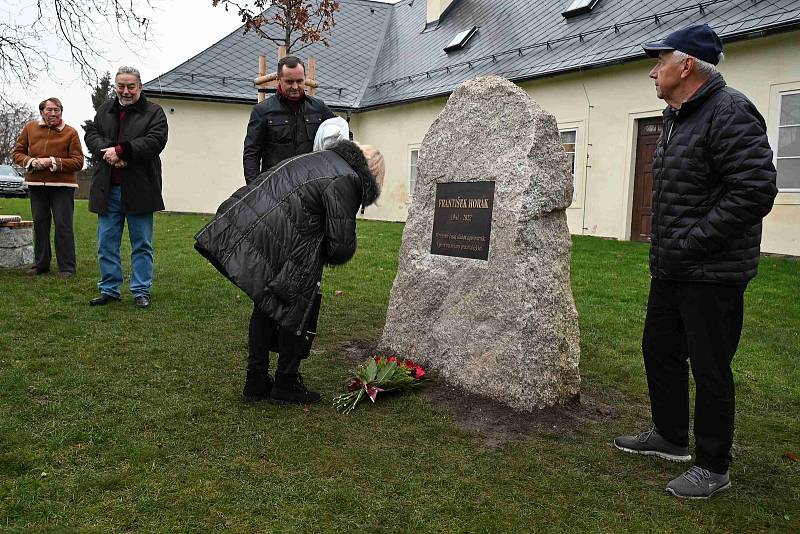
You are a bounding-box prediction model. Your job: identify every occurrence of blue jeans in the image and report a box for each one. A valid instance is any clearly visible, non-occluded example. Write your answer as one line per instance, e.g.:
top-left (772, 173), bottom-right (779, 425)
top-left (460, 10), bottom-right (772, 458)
top-left (97, 186), bottom-right (154, 299)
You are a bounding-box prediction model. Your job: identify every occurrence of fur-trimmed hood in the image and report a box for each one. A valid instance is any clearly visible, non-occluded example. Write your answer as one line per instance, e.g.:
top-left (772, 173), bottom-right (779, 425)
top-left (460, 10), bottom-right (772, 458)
top-left (328, 139), bottom-right (380, 208)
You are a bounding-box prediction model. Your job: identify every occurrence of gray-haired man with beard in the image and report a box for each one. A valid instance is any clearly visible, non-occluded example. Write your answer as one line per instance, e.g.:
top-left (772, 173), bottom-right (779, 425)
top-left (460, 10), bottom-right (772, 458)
top-left (84, 66), bottom-right (168, 309)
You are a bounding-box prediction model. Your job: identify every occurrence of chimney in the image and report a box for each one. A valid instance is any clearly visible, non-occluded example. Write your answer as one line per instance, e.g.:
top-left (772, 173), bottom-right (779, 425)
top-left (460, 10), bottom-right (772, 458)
top-left (427, 0), bottom-right (455, 26)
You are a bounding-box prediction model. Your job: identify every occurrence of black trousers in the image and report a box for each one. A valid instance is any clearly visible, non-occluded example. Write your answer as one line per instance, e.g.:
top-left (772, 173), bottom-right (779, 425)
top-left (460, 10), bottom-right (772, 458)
top-left (28, 186), bottom-right (76, 273)
top-left (247, 305), bottom-right (303, 375)
top-left (643, 278), bottom-right (746, 474)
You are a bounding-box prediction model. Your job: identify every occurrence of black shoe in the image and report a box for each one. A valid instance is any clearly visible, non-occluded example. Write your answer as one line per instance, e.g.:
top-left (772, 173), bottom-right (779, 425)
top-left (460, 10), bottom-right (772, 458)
top-left (89, 294), bottom-right (120, 306)
top-left (134, 296), bottom-right (150, 309)
top-left (29, 267), bottom-right (50, 275)
top-left (242, 370), bottom-right (274, 402)
top-left (270, 372), bottom-right (321, 405)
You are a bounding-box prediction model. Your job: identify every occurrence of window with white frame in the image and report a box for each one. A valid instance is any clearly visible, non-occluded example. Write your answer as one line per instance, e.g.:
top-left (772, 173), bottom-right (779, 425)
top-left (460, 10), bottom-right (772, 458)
top-left (559, 129), bottom-right (578, 202)
top-left (777, 90), bottom-right (800, 191)
top-left (409, 147), bottom-right (420, 197)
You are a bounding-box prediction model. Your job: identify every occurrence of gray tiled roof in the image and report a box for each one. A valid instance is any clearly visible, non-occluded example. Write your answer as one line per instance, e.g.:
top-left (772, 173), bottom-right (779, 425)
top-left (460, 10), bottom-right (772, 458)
top-left (143, 0), bottom-right (800, 109)
top-left (142, 0), bottom-right (392, 108)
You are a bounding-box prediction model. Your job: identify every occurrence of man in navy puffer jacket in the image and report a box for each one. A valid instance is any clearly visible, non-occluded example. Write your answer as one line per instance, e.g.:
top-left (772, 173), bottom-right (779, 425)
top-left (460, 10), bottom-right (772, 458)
top-left (613, 25), bottom-right (777, 499)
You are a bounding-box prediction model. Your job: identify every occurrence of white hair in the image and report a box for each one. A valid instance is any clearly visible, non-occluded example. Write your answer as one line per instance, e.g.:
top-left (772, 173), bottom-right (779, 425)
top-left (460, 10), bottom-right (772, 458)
top-left (314, 117), bottom-right (350, 151)
top-left (672, 50), bottom-right (723, 78)
top-left (116, 66), bottom-right (142, 85)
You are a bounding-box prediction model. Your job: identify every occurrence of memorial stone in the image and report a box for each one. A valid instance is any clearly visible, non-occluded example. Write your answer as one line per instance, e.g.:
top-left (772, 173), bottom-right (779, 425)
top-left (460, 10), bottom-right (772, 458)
top-left (380, 76), bottom-right (580, 411)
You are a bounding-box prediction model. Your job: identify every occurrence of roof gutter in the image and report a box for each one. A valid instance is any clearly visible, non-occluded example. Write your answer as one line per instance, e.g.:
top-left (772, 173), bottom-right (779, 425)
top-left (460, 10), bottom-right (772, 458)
top-left (141, 90), bottom-right (357, 113)
top-left (141, 91), bottom-right (256, 105)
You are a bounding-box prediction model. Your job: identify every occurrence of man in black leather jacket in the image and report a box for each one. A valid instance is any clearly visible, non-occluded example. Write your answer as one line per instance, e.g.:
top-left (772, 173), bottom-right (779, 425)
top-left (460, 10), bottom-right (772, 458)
top-left (613, 25), bottom-right (777, 499)
top-left (242, 56), bottom-right (335, 184)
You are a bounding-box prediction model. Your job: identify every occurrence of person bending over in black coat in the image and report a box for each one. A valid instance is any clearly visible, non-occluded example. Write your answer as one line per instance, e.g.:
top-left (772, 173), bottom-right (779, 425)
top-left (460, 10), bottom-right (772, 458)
top-left (194, 139), bottom-right (384, 404)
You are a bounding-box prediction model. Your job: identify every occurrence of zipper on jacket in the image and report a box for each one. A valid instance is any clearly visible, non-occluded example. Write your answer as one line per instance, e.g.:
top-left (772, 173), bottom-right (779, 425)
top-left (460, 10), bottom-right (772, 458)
top-left (654, 111), bottom-right (678, 277)
top-left (43, 128), bottom-right (52, 182)
top-left (293, 108), bottom-right (300, 150)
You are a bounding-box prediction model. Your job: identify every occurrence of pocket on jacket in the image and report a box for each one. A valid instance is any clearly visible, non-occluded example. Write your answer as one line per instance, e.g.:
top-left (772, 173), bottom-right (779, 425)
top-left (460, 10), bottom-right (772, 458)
top-left (267, 259), bottom-right (300, 304)
top-left (267, 118), bottom-right (293, 144)
top-left (304, 115), bottom-right (324, 143)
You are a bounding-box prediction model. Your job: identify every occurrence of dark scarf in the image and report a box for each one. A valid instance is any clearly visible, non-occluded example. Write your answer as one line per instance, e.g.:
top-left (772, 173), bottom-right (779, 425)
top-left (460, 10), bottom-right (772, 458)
top-left (277, 83), bottom-right (304, 112)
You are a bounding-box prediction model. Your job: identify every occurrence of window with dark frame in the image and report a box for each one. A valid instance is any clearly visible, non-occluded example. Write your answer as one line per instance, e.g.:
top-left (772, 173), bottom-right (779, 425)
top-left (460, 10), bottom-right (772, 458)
top-left (560, 129), bottom-right (578, 203)
top-left (444, 26), bottom-right (478, 53)
top-left (562, 0), bottom-right (601, 18)
top-left (409, 148), bottom-right (420, 197)
top-left (777, 90), bottom-right (800, 191)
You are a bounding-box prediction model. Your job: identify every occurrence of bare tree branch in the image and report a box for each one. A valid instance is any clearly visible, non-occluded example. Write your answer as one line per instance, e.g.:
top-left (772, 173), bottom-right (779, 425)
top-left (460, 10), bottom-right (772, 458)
top-left (211, 0), bottom-right (339, 54)
top-left (0, 99), bottom-right (37, 164)
top-left (0, 0), bottom-right (153, 88)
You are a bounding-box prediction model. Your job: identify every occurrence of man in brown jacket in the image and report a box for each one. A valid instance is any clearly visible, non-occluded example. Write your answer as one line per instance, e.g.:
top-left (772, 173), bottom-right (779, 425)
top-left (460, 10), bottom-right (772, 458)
top-left (12, 97), bottom-right (84, 276)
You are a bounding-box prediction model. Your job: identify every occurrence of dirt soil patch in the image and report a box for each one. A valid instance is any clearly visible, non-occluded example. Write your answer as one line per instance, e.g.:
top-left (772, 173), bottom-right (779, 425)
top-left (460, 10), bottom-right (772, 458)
top-left (337, 340), bottom-right (620, 448)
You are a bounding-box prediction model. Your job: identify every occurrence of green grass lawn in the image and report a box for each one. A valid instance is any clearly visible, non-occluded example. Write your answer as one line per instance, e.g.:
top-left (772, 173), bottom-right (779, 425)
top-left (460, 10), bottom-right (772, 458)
top-left (1, 197), bottom-right (798, 532)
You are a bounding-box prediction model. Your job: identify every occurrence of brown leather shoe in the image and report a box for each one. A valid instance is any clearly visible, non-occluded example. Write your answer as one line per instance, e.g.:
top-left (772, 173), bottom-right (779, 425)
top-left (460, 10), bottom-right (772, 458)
top-left (58, 271), bottom-right (75, 278)
top-left (28, 267), bottom-right (49, 275)
top-left (134, 296), bottom-right (150, 309)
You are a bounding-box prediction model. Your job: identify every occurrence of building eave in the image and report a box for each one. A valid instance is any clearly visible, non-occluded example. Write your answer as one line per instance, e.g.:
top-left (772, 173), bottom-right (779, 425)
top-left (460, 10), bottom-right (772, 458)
top-left (142, 89), bottom-right (357, 113)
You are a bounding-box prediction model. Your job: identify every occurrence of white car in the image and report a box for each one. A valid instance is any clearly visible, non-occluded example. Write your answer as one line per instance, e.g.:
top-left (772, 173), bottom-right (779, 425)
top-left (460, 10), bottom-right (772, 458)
top-left (0, 164), bottom-right (28, 198)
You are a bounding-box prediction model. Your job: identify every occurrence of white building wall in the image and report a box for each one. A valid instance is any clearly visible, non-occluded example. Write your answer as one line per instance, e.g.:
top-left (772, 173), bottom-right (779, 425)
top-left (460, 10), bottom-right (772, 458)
top-left (151, 99), bottom-right (252, 214)
top-left (154, 31), bottom-right (799, 255)
top-left (350, 31), bottom-right (800, 255)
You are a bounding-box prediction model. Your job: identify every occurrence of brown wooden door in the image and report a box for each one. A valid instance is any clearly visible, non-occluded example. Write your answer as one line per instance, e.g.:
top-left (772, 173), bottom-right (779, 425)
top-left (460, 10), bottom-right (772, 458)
top-left (630, 118), bottom-right (663, 242)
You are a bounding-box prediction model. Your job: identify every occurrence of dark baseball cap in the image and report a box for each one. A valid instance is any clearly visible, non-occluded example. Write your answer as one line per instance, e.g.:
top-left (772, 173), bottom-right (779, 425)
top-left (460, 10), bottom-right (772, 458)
top-left (642, 24), bottom-right (724, 65)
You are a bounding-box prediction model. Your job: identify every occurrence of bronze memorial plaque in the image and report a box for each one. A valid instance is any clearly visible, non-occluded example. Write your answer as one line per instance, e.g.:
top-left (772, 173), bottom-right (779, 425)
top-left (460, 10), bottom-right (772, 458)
top-left (430, 181), bottom-right (495, 260)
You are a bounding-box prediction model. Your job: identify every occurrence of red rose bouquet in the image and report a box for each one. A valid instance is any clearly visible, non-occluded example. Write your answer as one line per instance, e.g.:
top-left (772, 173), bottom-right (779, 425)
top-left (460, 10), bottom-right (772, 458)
top-left (333, 356), bottom-right (429, 414)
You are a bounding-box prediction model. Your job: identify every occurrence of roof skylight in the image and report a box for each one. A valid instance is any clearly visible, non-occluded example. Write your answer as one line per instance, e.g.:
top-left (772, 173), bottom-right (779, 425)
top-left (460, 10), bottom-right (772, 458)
top-left (562, 0), bottom-right (600, 18)
top-left (444, 26), bottom-right (477, 53)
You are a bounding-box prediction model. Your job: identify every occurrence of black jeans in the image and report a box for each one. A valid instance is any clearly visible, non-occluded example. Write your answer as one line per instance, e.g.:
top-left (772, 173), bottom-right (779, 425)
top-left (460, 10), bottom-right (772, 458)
top-left (643, 278), bottom-right (746, 474)
top-left (29, 186), bottom-right (76, 273)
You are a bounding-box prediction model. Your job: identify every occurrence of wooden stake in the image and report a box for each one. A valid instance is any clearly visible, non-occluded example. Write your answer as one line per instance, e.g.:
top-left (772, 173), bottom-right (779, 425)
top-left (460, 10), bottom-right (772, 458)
top-left (257, 54), bottom-right (267, 102)
top-left (307, 56), bottom-right (317, 96)
top-left (255, 46), bottom-right (321, 99)
top-left (254, 73), bottom-right (278, 86)
top-left (256, 72), bottom-right (318, 89)
top-left (267, 46), bottom-right (287, 90)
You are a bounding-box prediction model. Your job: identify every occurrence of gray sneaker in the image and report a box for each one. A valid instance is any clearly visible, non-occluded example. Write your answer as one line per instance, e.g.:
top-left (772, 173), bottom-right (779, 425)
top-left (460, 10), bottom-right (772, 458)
top-left (613, 426), bottom-right (691, 462)
top-left (666, 466), bottom-right (731, 499)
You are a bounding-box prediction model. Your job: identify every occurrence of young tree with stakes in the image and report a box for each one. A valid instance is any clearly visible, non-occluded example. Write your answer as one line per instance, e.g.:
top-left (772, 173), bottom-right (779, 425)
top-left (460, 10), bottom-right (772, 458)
top-left (212, 0), bottom-right (340, 53)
